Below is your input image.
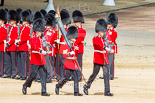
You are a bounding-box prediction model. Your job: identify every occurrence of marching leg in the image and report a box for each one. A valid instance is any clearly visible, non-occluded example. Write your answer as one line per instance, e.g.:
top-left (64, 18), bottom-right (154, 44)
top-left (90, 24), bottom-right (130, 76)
top-left (39, 65), bottom-right (50, 96)
top-left (77, 53), bottom-right (83, 81)
top-left (103, 62), bottom-right (113, 96)
top-left (45, 55), bottom-right (52, 83)
top-left (11, 51), bottom-right (16, 78)
top-left (83, 63), bottom-right (101, 95)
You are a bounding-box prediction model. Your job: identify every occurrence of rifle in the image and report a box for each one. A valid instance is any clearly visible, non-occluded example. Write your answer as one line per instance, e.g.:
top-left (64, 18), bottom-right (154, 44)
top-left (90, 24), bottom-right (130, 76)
top-left (17, 25), bottom-right (21, 40)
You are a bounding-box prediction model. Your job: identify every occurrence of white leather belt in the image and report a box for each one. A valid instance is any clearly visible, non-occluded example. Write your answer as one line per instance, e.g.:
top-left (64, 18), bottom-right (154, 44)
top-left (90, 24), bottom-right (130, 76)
top-left (59, 42), bottom-right (65, 44)
top-left (94, 50), bottom-right (106, 53)
top-left (66, 57), bottom-right (76, 60)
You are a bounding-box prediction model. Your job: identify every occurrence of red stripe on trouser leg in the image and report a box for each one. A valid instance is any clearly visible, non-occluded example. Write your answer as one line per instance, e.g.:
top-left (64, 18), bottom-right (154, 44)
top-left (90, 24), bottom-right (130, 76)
top-left (25, 52), bottom-right (27, 77)
top-left (1, 52), bottom-right (3, 75)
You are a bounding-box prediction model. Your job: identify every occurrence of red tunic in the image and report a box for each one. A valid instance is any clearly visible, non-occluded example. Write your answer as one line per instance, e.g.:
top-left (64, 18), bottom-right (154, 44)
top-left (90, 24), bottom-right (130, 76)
top-left (44, 27), bottom-right (57, 56)
top-left (75, 27), bottom-right (86, 54)
top-left (29, 33), bottom-right (46, 65)
top-left (7, 25), bottom-right (18, 51)
top-left (58, 27), bottom-right (68, 54)
top-left (0, 25), bottom-right (7, 52)
top-left (63, 43), bottom-right (79, 70)
top-left (106, 29), bottom-right (117, 54)
top-left (93, 36), bottom-right (109, 65)
top-left (18, 24), bottom-right (31, 51)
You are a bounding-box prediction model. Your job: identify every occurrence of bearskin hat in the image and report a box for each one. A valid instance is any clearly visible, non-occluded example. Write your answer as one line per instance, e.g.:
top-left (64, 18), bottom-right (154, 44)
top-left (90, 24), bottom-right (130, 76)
top-left (33, 18), bottom-right (46, 32)
top-left (45, 13), bottom-right (56, 28)
top-left (67, 26), bottom-right (78, 40)
top-left (26, 9), bottom-right (33, 23)
top-left (60, 9), bottom-right (71, 25)
top-left (0, 9), bottom-right (8, 23)
top-left (106, 13), bottom-right (118, 28)
top-left (48, 10), bottom-right (56, 16)
top-left (33, 11), bottom-right (44, 21)
top-left (95, 19), bottom-right (107, 33)
top-left (8, 10), bottom-right (19, 22)
top-left (40, 9), bottom-right (47, 17)
top-left (72, 10), bottom-right (84, 23)
top-left (21, 10), bottom-right (31, 22)
top-left (16, 8), bottom-right (23, 22)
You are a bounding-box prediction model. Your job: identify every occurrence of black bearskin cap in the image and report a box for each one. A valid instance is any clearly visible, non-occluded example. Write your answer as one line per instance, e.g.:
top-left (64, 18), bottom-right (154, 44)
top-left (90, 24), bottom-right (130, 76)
top-left (8, 10), bottom-right (19, 22)
top-left (67, 26), bottom-right (78, 40)
top-left (95, 19), bottom-right (107, 33)
top-left (33, 11), bottom-right (44, 21)
top-left (0, 9), bottom-right (8, 23)
top-left (33, 18), bottom-right (46, 32)
top-left (45, 13), bottom-right (56, 28)
top-left (60, 9), bottom-right (71, 25)
top-left (21, 10), bottom-right (31, 22)
top-left (72, 10), bottom-right (84, 23)
top-left (48, 10), bottom-right (56, 16)
top-left (40, 9), bottom-right (47, 17)
top-left (107, 13), bottom-right (118, 28)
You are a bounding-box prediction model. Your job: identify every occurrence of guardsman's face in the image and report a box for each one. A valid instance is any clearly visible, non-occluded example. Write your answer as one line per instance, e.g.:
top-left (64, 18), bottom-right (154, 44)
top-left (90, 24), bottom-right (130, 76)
top-left (0, 19), bottom-right (4, 26)
top-left (22, 21), bottom-right (29, 25)
top-left (10, 20), bottom-right (17, 26)
top-left (75, 22), bottom-right (82, 27)
top-left (107, 24), bottom-right (113, 29)
top-left (36, 31), bottom-right (42, 37)
top-left (98, 31), bottom-right (104, 37)
top-left (70, 38), bottom-right (76, 43)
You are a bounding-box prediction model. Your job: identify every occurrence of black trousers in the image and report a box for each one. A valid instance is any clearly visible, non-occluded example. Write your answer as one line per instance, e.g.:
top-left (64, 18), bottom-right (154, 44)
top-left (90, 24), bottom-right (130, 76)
top-left (0, 52), bottom-right (4, 75)
top-left (23, 65), bottom-right (47, 93)
top-left (45, 55), bottom-right (52, 81)
top-left (77, 53), bottom-right (83, 80)
top-left (17, 51), bottom-right (29, 78)
top-left (56, 53), bottom-right (65, 80)
top-left (56, 69), bottom-right (79, 93)
top-left (50, 56), bottom-right (55, 77)
top-left (5, 51), bottom-right (16, 76)
top-left (86, 63), bottom-right (110, 93)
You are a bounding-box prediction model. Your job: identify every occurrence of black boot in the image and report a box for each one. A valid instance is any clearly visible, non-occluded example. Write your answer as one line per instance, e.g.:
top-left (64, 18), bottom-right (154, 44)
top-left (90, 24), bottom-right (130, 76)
top-left (41, 92), bottom-right (50, 96)
top-left (22, 85), bottom-right (27, 95)
top-left (55, 85), bottom-right (59, 95)
top-left (74, 92), bottom-right (83, 96)
top-left (104, 92), bottom-right (113, 96)
top-left (83, 84), bottom-right (88, 95)
top-left (1, 75), bottom-right (11, 78)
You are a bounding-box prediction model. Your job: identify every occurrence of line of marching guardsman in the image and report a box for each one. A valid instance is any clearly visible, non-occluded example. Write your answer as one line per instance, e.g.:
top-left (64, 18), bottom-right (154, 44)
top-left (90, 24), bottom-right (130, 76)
top-left (0, 8), bottom-right (118, 96)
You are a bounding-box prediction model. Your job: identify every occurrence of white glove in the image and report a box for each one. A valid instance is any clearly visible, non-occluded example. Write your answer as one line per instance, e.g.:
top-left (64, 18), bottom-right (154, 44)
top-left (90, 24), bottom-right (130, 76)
top-left (69, 51), bottom-right (75, 56)
top-left (55, 39), bottom-right (60, 44)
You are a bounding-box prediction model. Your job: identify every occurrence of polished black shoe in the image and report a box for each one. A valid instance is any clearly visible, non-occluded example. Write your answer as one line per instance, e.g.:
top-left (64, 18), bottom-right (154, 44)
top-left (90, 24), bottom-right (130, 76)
top-left (20, 77), bottom-right (26, 80)
top-left (46, 80), bottom-right (51, 83)
top-left (99, 76), bottom-right (104, 79)
top-left (55, 85), bottom-right (59, 95)
top-left (15, 76), bottom-right (21, 80)
top-left (1, 75), bottom-right (11, 78)
top-left (104, 92), bottom-right (113, 96)
top-left (11, 75), bottom-right (16, 79)
top-left (74, 92), bottom-right (83, 96)
top-left (110, 77), bottom-right (114, 80)
top-left (22, 85), bottom-right (27, 95)
top-left (35, 79), bottom-right (41, 82)
top-left (83, 84), bottom-right (88, 95)
top-left (41, 92), bottom-right (50, 96)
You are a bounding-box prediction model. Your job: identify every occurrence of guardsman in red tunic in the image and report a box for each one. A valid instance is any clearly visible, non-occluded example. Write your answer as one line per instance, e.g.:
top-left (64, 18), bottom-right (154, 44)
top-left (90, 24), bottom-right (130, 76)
top-left (15, 10), bottom-right (32, 80)
top-left (55, 9), bottom-right (71, 80)
top-left (2, 10), bottom-right (19, 79)
top-left (44, 13), bottom-right (57, 82)
top-left (22, 18), bottom-right (50, 96)
top-left (83, 19), bottom-right (113, 96)
top-left (0, 9), bottom-right (7, 77)
top-left (72, 10), bottom-right (86, 81)
top-left (55, 26), bottom-right (83, 96)
top-left (99, 13), bottom-right (118, 80)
